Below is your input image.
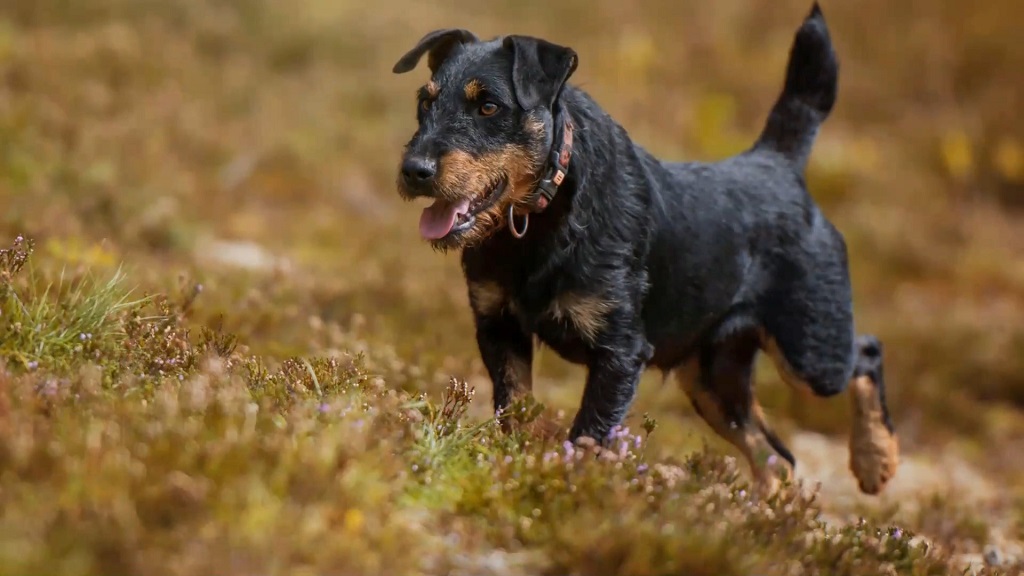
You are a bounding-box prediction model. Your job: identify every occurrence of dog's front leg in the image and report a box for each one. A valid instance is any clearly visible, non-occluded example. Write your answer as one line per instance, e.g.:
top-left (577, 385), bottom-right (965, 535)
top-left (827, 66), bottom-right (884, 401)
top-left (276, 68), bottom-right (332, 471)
top-left (568, 332), bottom-right (653, 444)
top-left (474, 310), bottom-right (534, 422)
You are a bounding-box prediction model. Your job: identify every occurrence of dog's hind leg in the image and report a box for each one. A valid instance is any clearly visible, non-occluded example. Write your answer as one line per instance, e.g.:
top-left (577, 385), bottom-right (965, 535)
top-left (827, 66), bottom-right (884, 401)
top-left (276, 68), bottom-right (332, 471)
top-left (847, 334), bottom-right (899, 495)
top-left (676, 330), bottom-right (795, 495)
top-left (761, 309), bottom-right (899, 495)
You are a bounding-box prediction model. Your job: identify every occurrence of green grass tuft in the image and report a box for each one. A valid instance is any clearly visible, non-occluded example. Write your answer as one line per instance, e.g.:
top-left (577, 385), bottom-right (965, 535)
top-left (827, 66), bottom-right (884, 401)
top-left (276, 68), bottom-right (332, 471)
top-left (1, 236), bottom-right (144, 372)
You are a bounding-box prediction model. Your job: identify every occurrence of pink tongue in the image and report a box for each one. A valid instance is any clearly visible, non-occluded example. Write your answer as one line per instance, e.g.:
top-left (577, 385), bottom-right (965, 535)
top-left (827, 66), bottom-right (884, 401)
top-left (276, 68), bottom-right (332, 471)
top-left (419, 198), bottom-right (471, 240)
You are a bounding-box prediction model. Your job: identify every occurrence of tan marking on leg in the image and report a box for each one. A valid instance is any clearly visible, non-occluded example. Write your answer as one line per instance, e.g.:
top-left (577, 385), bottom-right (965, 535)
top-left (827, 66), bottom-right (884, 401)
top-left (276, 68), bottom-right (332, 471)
top-left (760, 332), bottom-right (815, 395)
top-left (424, 80), bottom-right (439, 98)
top-left (750, 402), bottom-right (794, 490)
top-left (674, 357), bottom-right (700, 392)
top-left (499, 352), bottom-right (541, 435)
top-left (467, 281), bottom-right (508, 317)
top-left (464, 79), bottom-right (483, 100)
top-left (675, 363), bottom-right (790, 495)
top-left (504, 352), bottom-right (533, 401)
top-left (548, 293), bottom-right (615, 343)
top-left (848, 375), bottom-right (899, 495)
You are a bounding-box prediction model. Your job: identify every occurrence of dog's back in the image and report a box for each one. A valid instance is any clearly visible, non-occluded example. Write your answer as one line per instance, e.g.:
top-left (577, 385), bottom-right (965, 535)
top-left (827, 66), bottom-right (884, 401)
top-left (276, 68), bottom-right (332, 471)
top-left (641, 3), bottom-right (845, 358)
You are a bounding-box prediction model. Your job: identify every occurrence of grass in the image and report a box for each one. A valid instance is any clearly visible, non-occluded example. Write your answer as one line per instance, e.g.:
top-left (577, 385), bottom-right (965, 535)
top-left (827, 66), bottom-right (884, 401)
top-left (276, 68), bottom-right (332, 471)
top-left (0, 237), bottom-right (144, 373)
top-left (0, 245), bottom-right (970, 574)
top-left (1, 0), bottom-right (1024, 573)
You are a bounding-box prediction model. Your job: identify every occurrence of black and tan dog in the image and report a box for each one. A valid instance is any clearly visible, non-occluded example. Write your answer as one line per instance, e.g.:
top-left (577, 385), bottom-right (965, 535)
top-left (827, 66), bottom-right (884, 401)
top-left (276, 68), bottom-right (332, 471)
top-left (391, 3), bottom-right (899, 495)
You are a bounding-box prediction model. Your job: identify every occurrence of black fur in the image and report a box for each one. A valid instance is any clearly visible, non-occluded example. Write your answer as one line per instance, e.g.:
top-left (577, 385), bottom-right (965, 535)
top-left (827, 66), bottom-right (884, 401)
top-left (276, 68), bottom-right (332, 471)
top-left (392, 3), bottom-right (895, 478)
top-left (392, 28), bottom-right (480, 75)
top-left (853, 334), bottom-right (894, 434)
top-left (504, 35), bottom-right (579, 110)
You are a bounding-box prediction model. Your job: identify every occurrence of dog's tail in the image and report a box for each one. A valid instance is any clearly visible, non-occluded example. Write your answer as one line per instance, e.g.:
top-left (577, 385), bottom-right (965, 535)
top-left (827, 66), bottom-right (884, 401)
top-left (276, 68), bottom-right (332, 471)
top-left (752, 2), bottom-right (838, 171)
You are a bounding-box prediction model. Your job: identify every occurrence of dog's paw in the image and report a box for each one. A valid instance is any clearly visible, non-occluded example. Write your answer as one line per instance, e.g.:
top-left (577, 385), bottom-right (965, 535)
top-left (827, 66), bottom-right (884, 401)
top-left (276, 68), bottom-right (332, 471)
top-left (848, 376), bottom-right (899, 495)
top-left (498, 404), bottom-right (568, 442)
top-left (850, 434), bottom-right (899, 495)
top-left (750, 452), bottom-right (796, 499)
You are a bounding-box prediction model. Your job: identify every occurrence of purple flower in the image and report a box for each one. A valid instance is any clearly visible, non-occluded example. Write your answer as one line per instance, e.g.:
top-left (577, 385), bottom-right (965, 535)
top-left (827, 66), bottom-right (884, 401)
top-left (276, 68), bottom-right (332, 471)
top-left (892, 528), bottom-right (903, 539)
top-left (606, 425), bottom-right (632, 441)
top-left (37, 378), bottom-right (58, 397)
top-left (27, 361), bottom-right (38, 371)
top-left (767, 454), bottom-right (779, 467)
top-left (562, 441), bottom-right (576, 463)
top-left (503, 455), bottom-right (513, 465)
top-left (318, 403), bottom-right (330, 413)
top-left (636, 463), bottom-right (649, 475)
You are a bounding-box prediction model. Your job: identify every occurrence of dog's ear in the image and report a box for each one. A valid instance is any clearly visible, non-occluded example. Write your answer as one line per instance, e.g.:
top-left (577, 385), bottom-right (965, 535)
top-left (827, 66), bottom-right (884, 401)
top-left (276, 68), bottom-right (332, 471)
top-left (392, 29), bottom-right (479, 75)
top-left (503, 35), bottom-right (578, 110)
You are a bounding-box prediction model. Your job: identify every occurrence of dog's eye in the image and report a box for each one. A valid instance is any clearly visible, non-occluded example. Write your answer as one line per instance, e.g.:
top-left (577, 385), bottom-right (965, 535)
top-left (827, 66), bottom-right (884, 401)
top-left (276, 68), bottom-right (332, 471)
top-left (478, 102), bottom-right (499, 117)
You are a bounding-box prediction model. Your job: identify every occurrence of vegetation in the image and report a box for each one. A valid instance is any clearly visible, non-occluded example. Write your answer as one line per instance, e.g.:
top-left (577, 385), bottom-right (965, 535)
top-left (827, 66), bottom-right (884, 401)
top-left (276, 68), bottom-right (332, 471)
top-left (1, 0), bottom-right (1022, 574)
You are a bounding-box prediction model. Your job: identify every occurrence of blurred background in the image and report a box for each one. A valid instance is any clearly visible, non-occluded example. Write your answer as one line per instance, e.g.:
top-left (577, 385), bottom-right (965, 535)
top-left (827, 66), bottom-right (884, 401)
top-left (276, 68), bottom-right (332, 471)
top-left (1, 0), bottom-right (1022, 550)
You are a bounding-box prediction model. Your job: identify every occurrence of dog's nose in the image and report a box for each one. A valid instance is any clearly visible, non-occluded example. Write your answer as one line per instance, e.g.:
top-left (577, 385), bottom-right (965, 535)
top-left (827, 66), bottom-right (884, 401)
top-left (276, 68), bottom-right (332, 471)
top-left (401, 156), bottom-right (437, 186)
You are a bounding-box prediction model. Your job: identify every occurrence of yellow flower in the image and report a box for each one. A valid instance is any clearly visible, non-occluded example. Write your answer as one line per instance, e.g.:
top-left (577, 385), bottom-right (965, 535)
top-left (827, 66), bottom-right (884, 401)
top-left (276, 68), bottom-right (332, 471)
top-left (939, 130), bottom-right (974, 181)
top-left (44, 237), bottom-right (117, 268)
top-left (343, 508), bottom-right (364, 533)
top-left (993, 137), bottom-right (1024, 182)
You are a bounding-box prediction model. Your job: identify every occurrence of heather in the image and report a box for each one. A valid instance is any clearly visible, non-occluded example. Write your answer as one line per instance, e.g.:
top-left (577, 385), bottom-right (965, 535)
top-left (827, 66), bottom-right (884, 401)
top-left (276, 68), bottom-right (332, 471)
top-left (1, 0), bottom-right (1023, 574)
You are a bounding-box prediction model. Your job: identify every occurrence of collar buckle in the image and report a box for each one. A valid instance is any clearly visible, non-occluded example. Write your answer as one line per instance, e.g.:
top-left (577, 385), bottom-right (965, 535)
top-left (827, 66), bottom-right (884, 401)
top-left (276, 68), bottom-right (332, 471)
top-left (509, 114), bottom-right (575, 239)
top-left (527, 118), bottom-right (573, 213)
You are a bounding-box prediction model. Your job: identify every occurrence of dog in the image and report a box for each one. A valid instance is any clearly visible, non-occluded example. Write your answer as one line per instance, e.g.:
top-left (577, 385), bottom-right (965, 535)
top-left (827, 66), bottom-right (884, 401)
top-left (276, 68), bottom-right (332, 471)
top-left (391, 2), bottom-right (899, 495)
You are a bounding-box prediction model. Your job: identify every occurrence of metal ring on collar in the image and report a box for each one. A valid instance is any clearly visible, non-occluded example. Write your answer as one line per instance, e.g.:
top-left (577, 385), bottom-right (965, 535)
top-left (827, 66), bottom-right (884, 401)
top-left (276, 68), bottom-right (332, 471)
top-left (508, 203), bottom-right (528, 239)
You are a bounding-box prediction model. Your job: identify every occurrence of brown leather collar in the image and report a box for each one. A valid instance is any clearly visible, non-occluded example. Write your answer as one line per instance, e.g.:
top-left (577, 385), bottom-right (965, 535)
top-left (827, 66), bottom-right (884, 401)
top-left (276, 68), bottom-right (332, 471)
top-left (527, 118), bottom-right (574, 212)
top-left (508, 114), bottom-right (574, 239)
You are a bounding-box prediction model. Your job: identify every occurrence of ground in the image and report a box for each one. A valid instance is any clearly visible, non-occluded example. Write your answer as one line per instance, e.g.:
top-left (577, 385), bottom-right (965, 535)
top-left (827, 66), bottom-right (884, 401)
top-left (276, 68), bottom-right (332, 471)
top-left (1, 0), bottom-right (1024, 574)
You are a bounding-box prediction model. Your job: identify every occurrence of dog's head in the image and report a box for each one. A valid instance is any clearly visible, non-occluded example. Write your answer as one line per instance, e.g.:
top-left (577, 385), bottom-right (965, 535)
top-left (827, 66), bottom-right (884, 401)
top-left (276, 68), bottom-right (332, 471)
top-left (392, 29), bottom-right (578, 251)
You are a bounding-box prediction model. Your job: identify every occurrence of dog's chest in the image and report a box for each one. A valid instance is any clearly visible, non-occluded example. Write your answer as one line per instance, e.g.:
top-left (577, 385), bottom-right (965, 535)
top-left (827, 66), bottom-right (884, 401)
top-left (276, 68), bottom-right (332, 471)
top-left (532, 311), bottom-right (591, 365)
top-left (463, 243), bottom-right (600, 365)
top-left (467, 280), bottom-right (595, 365)
top-left (516, 292), bottom-right (595, 365)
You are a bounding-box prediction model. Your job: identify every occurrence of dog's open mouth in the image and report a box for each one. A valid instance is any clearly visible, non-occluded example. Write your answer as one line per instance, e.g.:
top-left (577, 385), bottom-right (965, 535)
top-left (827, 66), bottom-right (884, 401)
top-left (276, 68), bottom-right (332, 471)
top-left (418, 177), bottom-right (508, 240)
